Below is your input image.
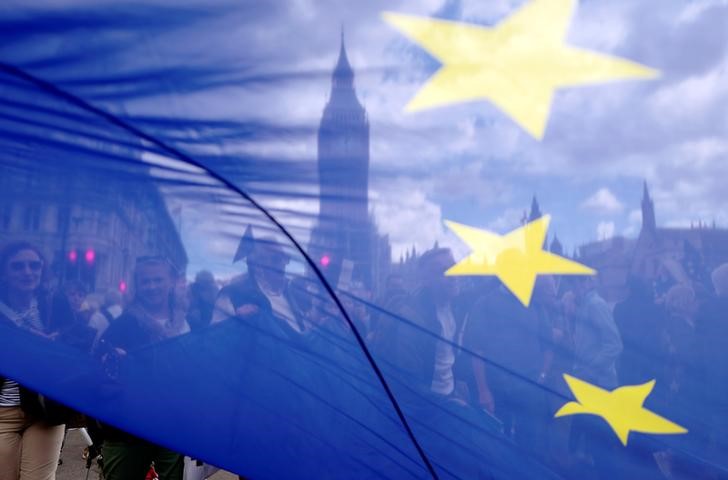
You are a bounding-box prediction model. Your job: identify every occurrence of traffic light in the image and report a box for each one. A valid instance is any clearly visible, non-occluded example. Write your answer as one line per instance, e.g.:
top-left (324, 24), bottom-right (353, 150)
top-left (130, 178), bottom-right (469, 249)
top-left (320, 254), bottom-right (331, 268)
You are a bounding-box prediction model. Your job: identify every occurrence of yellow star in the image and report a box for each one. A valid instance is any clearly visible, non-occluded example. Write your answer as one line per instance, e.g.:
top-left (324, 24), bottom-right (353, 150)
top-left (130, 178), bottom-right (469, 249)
top-left (383, 0), bottom-right (660, 139)
top-left (445, 215), bottom-right (594, 306)
top-left (556, 374), bottom-right (687, 446)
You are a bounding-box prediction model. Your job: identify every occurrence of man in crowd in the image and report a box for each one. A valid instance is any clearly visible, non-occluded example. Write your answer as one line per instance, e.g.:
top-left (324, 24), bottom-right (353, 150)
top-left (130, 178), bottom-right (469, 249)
top-left (212, 237), bottom-right (309, 336)
top-left (570, 276), bottom-right (623, 479)
top-left (465, 276), bottom-right (548, 459)
top-left (695, 263), bottom-right (728, 472)
top-left (572, 276), bottom-right (622, 391)
top-left (377, 247), bottom-right (466, 398)
top-left (186, 270), bottom-right (218, 331)
top-left (613, 276), bottom-right (667, 389)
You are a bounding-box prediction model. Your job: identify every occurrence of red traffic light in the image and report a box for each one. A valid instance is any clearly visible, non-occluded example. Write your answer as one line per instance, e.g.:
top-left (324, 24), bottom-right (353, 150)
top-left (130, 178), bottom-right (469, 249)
top-left (85, 249), bottom-right (95, 264)
top-left (68, 250), bottom-right (78, 263)
top-left (320, 254), bottom-right (331, 268)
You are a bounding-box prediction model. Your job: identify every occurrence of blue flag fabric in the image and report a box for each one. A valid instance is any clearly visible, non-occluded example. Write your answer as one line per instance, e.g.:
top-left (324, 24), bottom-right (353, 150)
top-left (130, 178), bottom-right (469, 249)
top-left (1, 1), bottom-right (727, 479)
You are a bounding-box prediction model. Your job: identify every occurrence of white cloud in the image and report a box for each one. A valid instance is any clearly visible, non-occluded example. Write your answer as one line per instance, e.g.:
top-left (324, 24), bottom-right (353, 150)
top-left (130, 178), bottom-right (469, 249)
top-left (487, 207), bottom-right (524, 232)
top-left (677, 0), bottom-right (728, 25)
top-left (371, 182), bottom-right (443, 259)
top-left (371, 178), bottom-right (468, 261)
top-left (622, 209), bottom-right (642, 237)
top-left (628, 209), bottom-right (642, 224)
top-left (568, 1), bottom-right (631, 51)
top-left (649, 67), bottom-right (728, 122)
top-left (597, 221), bottom-right (616, 240)
top-left (581, 188), bottom-right (624, 214)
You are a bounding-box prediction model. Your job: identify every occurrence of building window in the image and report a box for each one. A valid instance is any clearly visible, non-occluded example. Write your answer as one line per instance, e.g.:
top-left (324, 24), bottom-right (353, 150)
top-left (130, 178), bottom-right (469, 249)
top-left (23, 206), bottom-right (41, 232)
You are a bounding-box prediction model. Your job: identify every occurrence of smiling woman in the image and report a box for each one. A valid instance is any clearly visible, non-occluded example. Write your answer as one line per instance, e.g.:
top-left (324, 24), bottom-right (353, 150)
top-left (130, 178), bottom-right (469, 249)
top-left (0, 241), bottom-right (73, 480)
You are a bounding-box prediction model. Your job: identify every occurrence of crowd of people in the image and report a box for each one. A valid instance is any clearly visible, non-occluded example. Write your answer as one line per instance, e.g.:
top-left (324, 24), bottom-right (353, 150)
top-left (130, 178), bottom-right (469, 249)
top-left (1, 235), bottom-right (727, 479)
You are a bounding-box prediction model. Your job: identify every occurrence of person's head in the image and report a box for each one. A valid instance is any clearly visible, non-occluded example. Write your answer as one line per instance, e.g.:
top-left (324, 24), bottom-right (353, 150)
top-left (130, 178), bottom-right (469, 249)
top-left (418, 247), bottom-right (459, 301)
top-left (63, 280), bottom-right (87, 312)
top-left (133, 256), bottom-right (177, 311)
top-left (192, 270), bottom-right (218, 302)
top-left (247, 237), bottom-right (289, 287)
top-left (665, 284), bottom-right (696, 318)
top-left (0, 241), bottom-right (47, 299)
top-left (194, 270), bottom-right (215, 286)
top-left (711, 263), bottom-right (728, 298)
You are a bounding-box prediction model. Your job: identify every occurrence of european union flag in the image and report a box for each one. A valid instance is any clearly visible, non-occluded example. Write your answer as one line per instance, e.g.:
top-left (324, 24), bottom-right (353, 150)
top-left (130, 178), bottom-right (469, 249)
top-left (1, 1), bottom-right (727, 479)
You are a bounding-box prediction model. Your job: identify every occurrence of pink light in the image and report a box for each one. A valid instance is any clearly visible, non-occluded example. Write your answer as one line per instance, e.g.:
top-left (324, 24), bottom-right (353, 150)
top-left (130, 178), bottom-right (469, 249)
top-left (84, 249), bottom-right (95, 264)
top-left (320, 254), bottom-right (331, 268)
top-left (119, 280), bottom-right (127, 293)
top-left (68, 250), bottom-right (78, 263)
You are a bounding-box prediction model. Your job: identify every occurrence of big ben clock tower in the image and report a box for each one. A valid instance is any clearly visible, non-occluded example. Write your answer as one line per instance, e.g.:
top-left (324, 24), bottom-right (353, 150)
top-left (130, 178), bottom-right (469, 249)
top-left (310, 33), bottom-right (373, 288)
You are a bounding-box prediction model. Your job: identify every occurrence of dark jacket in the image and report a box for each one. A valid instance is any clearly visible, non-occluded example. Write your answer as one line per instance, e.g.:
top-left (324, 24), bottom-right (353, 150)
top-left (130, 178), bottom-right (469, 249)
top-left (218, 273), bottom-right (308, 338)
top-left (614, 293), bottom-right (668, 387)
top-left (99, 301), bottom-right (187, 354)
top-left (375, 287), bottom-right (468, 395)
top-left (465, 289), bottom-right (544, 389)
top-left (96, 299), bottom-right (189, 444)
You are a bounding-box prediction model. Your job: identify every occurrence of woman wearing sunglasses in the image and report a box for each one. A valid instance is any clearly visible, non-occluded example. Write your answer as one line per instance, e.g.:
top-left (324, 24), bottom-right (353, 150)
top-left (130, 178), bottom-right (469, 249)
top-left (0, 241), bottom-right (70, 480)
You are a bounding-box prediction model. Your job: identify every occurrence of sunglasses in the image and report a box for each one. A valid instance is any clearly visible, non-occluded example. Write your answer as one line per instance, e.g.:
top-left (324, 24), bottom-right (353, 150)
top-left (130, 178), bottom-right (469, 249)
top-left (9, 260), bottom-right (43, 272)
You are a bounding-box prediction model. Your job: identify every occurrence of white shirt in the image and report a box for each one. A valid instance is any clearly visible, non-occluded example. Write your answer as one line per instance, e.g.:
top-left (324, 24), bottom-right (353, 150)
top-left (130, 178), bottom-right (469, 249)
top-left (258, 281), bottom-right (303, 333)
top-left (106, 304), bottom-right (123, 319)
top-left (211, 281), bottom-right (304, 334)
top-left (431, 304), bottom-right (456, 396)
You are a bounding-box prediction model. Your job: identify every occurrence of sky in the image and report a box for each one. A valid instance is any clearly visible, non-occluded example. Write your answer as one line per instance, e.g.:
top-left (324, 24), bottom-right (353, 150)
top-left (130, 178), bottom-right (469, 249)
top-left (2, 0), bottom-right (727, 276)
